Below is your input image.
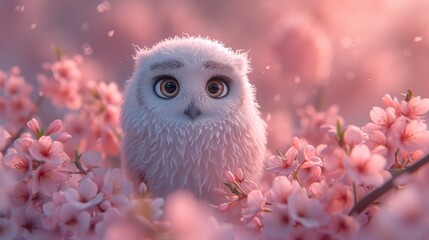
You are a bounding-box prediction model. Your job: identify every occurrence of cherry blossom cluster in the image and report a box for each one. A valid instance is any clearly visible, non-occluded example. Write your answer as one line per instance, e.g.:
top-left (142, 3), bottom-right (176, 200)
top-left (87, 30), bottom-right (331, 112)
top-left (0, 118), bottom-right (137, 239)
top-left (0, 67), bottom-right (35, 134)
top-left (212, 90), bottom-right (429, 239)
top-left (38, 55), bottom-right (122, 156)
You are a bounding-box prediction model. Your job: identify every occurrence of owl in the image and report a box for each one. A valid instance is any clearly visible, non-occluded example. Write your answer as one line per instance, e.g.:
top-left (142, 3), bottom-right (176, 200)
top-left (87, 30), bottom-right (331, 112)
top-left (120, 36), bottom-right (266, 202)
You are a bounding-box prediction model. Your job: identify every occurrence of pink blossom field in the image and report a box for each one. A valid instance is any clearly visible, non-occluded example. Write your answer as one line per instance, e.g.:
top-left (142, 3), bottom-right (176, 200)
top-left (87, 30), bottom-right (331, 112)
top-left (1, 1), bottom-right (429, 239)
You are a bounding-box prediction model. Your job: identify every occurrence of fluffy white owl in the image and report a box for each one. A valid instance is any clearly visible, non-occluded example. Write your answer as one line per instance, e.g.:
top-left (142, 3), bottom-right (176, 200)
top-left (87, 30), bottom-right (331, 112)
top-left (120, 36), bottom-right (266, 202)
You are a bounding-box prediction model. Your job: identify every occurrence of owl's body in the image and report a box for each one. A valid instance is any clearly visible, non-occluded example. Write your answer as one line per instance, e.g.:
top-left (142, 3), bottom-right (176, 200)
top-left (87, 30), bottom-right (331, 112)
top-left (121, 37), bottom-right (266, 201)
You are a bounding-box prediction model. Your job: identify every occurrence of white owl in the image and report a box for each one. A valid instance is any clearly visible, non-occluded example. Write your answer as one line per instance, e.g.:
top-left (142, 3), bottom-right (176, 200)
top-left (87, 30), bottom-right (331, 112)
top-left (120, 36), bottom-right (266, 202)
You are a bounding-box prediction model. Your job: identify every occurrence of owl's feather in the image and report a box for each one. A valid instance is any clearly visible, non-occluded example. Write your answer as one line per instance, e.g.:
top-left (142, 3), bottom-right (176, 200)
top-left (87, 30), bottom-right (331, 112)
top-left (121, 36), bottom-right (266, 202)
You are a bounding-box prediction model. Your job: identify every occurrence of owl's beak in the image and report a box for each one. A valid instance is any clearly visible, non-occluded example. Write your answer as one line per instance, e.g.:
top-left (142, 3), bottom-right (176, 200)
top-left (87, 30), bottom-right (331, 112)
top-left (184, 101), bottom-right (201, 120)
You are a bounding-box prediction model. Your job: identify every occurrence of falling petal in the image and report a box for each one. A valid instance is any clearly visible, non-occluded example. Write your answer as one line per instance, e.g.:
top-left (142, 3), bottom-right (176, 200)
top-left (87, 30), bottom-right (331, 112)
top-left (82, 43), bottom-right (93, 55)
top-left (97, 1), bottom-right (111, 13)
top-left (82, 22), bottom-right (90, 31)
top-left (107, 30), bottom-right (115, 37)
top-left (414, 36), bottom-right (423, 42)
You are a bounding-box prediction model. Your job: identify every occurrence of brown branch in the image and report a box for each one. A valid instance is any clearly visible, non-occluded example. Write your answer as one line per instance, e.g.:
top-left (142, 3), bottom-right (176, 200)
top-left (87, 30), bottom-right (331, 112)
top-left (349, 153), bottom-right (429, 215)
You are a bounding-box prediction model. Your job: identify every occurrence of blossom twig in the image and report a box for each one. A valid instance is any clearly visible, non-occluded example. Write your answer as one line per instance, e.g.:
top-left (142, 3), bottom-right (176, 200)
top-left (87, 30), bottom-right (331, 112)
top-left (349, 153), bottom-right (429, 215)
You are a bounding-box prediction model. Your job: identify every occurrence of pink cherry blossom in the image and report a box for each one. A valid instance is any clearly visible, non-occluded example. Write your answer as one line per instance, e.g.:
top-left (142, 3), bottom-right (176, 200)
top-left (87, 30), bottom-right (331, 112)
top-left (328, 214), bottom-right (359, 240)
top-left (267, 176), bottom-right (296, 205)
top-left (80, 151), bottom-right (102, 172)
top-left (241, 189), bottom-right (265, 228)
top-left (343, 144), bottom-right (386, 186)
top-left (372, 186), bottom-right (428, 240)
top-left (47, 119), bottom-right (63, 135)
top-left (389, 116), bottom-right (429, 153)
top-left (29, 136), bottom-right (64, 166)
top-left (344, 125), bottom-right (367, 147)
top-left (0, 126), bottom-right (11, 149)
top-left (399, 95), bottom-right (429, 120)
top-left (165, 191), bottom-right (220, 240)
top-left (4, 72), bottom-right (32, 97)
top-left (101, 168), bottom-right (133, 207)
top-left (266, 142), bottom-right (299, 176)
top-left (27, 118), bottom-right (40, 136)
top-left (0, 167), bottom-right (17, 210)
top-left (64, 176), bottom-right (104, 210)
top-left (58, 204), bottom-right (91, 236)
top-left (261, 204), bottom-right (292, 238)
top-left (363, 107), bottom-right (396, 133)
top-left (323, 146), bottom-right (347, 178)
top-left (288, 188), bottom-right (326, 228)
top-left (12, 206), bottom-right (49, 239)
top-left (50, 57), bottom-right (82, 81)
top-left (0, 218), bottom-right (18, 240)
top-left (32, 163), bottom-right (68, 195)
top-left (301, 144), bottom-right (323, 168)
top-left (323, 182), bottom-right (354, 214)
top-left (2, 151), bottom-right (32, 181)
top-left (8, 182), bottom-right (31, 208)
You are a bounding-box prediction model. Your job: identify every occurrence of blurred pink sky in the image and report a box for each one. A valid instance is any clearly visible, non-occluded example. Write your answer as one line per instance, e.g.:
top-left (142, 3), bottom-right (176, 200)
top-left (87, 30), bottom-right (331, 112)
top-left (1, 0), bottom-right (428, 149)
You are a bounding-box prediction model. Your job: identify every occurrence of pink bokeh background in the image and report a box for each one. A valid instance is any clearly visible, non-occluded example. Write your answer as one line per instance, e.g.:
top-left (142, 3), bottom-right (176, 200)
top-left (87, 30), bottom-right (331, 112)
top-left (1, 0), bottom-right (428, 149)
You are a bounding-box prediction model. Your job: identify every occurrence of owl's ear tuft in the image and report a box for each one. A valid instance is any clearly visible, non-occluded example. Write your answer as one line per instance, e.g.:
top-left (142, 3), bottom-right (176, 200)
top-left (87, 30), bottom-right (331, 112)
top-left (133, 45), bottom-right (151, 68)
top-left (232, 51), bottom-right (251, 74)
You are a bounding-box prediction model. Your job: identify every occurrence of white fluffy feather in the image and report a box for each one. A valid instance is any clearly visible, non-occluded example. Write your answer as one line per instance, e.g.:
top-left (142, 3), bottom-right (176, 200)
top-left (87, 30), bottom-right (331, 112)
top-left (121, 36), bottom-right (266, 202)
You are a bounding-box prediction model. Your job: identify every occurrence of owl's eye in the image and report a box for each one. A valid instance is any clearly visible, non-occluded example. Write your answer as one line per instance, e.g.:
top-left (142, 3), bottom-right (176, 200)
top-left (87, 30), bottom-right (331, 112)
top-left (154, 78), bottom-right (180, 99)
top-left (206, 77), bottom-right (229, 98)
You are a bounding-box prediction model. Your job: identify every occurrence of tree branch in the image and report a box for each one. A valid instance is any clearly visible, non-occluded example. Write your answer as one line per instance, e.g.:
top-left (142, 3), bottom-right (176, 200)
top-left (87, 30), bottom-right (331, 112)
top-left (349, 153), bottom-right (429, 215)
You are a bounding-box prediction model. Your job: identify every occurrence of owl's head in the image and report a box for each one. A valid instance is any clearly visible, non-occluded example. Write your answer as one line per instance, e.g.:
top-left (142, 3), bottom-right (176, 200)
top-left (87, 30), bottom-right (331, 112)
top-left (122, 36), bottom-right (258, 130)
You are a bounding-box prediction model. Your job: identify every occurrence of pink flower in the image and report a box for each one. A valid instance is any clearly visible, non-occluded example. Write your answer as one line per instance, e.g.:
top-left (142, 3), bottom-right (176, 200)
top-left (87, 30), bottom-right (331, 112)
top-left (363, 107), bottom-right (396, 133)
top-left (0, 218), bottom-right (18, 240)
top-left (101, 168), bottom-right (133, 207)
top-left (372, 186), bottom-right (428, 240)
top-left (288, 188), bottom-right (326, 228)
top-left (324, 182), bottom-right (354, 214)
top-left (399, 95), bottom-right (429, 120)
top-left (51, 57), bottom-right (82, 81)
top-left (8, 182), bottom-right (31, 208)
top-left (58, 204), bottom-right (91, 235)
top-left (0, 167), bottom-right (17, 210)
top-left (12, 206), bottom-right (49, 239)
top-left (64, 176), bottom-right (104, 210)
top-left (0, 126), bottom-right (11, 149)
top-left (42, 192), bottom-right (67, 230)
top-left (323, 147), bottom-right (347, 178)
top-left (2, 151), bottom-right (32, 181)
top-left (165, 191), bottom-right (219, 240)
top-left (38, 74), bottom-right (82, 109)
top-left (27, 118), bottom-right (41, 136)
top-left (344, 125), bottom-right (367, 147)
top-left (390, 117), bottom-right (429, 153)
top-left (80, 151), bottom-right (102, 172)
top-left (97, 81), bottom-right (122, 106)
top-left (32, 163), bottom-right (68, 195)
top-left (328, 214), bottom-right (359, 240)
top-left (265, 141), bottom-right (299, 176)
top-left (261, 204), bottom-right (292, 238)
top-left (47, 119), bottom-right (63, 135)
top-left (267, 176), bottom-right (296, 205)
top-left (301, 144), bottom-right (323, 168)
top-left (241, 189), bottom-right (265, 228)
top-left (4, 73), bottom-right (32, 97)
top-left (29, 136), bottom-right (64, 166)
top-left (343, 144), bottom-right (386, 186)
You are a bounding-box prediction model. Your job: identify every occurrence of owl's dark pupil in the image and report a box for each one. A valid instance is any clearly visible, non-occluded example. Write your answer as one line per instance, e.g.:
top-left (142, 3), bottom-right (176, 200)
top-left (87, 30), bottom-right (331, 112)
top-left (164, 82), bottom-right (177, 93)
top-left (208, 83), bottom-right (220, 93)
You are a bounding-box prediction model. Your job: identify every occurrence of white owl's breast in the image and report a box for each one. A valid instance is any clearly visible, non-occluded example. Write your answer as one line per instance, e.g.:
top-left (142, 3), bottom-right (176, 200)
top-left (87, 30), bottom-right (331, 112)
top-left (122, 115), bottom-right (266, 200)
